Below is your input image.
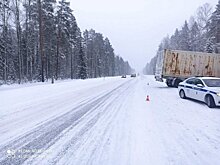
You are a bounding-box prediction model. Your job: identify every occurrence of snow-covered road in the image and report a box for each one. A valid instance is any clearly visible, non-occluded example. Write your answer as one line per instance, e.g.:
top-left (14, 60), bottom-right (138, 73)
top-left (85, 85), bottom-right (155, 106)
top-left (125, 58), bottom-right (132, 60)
top-left (0, 76), bottom-right (220, 165)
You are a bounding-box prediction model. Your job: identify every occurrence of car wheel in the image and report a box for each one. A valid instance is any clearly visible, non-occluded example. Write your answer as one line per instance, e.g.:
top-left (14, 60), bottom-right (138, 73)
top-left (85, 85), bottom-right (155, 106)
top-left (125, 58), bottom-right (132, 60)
top-left (179, 90), bottom-right (186, 99)
top-left (206, 95), bottom-right (216, 108)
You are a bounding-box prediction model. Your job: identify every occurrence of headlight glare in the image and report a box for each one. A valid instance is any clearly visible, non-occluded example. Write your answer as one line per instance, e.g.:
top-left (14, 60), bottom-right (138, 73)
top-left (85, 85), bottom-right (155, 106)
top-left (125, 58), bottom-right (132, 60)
top-left (217, 93), bottom-right (220, 97)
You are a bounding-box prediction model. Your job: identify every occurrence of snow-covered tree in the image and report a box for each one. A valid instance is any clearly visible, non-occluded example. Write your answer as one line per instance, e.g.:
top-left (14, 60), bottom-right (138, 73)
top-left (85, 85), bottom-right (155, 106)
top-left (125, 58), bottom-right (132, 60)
top-left (144, 1), bottom-right (220, 75)
top-left (42, 0), bottom-right (57, 80)
top-left (77, 45), bottom-right (87, 79)
top-left (205, 37), bottom-right (214, 53)
top-left (179, 21), bottom-right (191, 51)
top-left (170, 29), bottom-right (180, 50)
top-left (0, 0), bottom-right (132, 84)
top-left (0, 0), bottom-right (11, 83)
top-left (55, 0), bottom-right (77, 79)
top-left (190, 21), bottom-right (201, 51)
top-left (207, 0), bottom-right (220, 53)
top-left (104, 38), bottom-right (115, 76)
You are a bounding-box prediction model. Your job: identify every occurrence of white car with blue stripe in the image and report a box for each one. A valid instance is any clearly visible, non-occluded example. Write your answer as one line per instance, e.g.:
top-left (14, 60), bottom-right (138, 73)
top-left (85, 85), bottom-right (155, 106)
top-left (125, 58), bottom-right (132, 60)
top-left (178, 77), bottom-right (220, 108)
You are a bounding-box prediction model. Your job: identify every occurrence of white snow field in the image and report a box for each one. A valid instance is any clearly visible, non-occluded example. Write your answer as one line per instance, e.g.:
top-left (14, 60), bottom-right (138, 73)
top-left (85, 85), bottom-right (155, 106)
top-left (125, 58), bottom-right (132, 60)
top-left (0, 75), bottom-right (220, 165)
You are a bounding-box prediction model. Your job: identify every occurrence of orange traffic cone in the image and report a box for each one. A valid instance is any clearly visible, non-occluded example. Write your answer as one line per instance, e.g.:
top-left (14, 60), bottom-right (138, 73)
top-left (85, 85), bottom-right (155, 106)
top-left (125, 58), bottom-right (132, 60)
top-left (146, 95), bottom-right (150, 101)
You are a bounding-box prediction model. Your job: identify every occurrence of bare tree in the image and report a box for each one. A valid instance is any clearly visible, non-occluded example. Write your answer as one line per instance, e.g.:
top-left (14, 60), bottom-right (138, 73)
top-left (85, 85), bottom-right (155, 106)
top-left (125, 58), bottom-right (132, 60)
top-left (196, 3), bottom-right (213, 32)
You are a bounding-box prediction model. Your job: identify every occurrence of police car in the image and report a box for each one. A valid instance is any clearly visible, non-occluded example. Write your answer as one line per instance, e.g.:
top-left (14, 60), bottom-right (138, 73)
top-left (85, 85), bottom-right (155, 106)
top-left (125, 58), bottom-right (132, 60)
top-left (178, 77), bottom-right (220, 108)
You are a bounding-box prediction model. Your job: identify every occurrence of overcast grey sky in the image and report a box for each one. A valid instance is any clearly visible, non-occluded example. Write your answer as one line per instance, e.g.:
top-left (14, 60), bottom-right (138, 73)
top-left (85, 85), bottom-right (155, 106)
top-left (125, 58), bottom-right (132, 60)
top-left (70, 0), bottom-right (218, 72)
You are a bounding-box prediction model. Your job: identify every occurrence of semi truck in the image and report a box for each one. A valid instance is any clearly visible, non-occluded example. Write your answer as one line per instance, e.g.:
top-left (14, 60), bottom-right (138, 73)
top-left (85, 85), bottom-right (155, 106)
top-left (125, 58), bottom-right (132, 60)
top-left (155, 49), bottom-right (220, 87)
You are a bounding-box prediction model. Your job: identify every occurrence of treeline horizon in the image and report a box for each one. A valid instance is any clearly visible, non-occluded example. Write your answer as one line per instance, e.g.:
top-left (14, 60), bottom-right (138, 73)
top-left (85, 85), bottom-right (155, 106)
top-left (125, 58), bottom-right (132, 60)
top-left (0, 0), bottom-right (134, 85)
top-left (143, 1), bottom-right (220, 75)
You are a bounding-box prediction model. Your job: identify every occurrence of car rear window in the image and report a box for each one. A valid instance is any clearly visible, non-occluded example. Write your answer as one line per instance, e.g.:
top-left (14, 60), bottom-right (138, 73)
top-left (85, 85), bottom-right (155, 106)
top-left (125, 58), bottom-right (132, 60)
top-left (202, 79), bottom-right (220, 87)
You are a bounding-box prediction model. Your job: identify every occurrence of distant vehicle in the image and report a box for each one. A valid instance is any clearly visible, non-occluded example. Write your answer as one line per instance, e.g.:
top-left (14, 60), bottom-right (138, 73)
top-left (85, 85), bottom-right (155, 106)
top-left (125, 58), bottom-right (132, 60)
top-left (155, 49), bottom-right (220, 87)
top-left (130, 74), bottom-right (136, 77)
top-left (178, 77), bottom-right (220, 108)
top-left (121, 75), bottom-right (126, 78)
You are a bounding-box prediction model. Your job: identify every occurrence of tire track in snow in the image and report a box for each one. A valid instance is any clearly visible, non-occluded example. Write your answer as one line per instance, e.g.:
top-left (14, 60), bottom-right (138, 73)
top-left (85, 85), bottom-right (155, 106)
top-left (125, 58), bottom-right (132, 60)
top-left (0, 79), bottom-right (135, 165)
top-left (28, 78), bottom-right (136, 165)
top-left (76, 80), bottom-right (136, 165)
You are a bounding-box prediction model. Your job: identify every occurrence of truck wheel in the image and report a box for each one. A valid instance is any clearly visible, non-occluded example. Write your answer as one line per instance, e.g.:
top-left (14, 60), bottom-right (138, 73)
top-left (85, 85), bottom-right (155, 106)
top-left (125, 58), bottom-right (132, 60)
top-left (166, 79), bottom-right (173, 87)
top-left (166, 82), bottom-right (172, 87)
top-left (179, 90), bottom-right (186, 99)
top-left (174, 79), bottom-right (182, 88)
top-left (206, 95), bottom-right (215, 108)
